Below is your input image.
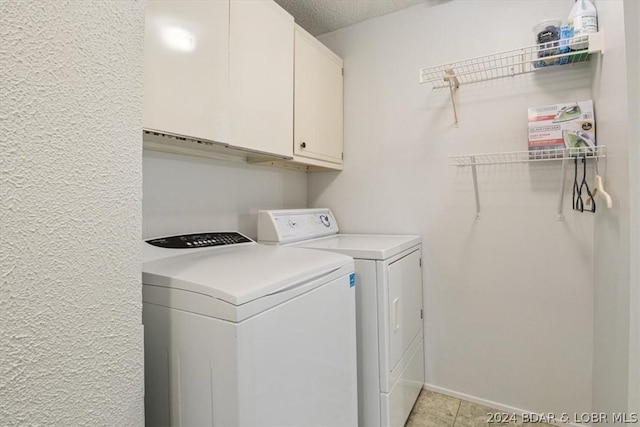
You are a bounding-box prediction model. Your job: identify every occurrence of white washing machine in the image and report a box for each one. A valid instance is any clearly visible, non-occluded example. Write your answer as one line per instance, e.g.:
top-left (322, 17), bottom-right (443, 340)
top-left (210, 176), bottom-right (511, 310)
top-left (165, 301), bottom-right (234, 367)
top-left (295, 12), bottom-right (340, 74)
top-left (258, 209), bottom-right (424, 427)
top-left (142, 231), bottom-right (358, 426)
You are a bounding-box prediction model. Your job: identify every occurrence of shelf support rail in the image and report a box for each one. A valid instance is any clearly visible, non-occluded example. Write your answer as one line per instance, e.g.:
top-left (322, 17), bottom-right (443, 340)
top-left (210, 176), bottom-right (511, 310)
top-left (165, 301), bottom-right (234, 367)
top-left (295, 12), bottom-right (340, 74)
top-left (557, 156), bottom-right (569, 221)
top-left (444, 69), bottom-right (460, 127)
top-left (470, 155), bottom-right (481, 219)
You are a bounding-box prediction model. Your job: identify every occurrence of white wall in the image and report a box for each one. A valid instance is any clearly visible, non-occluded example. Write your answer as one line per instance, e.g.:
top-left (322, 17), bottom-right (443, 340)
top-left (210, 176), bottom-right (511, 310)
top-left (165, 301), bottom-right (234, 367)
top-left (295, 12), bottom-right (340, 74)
top-left (143, 151), bottom-right (307, 239)
top-left (314, 0), bottom-right (597, 416)
top-left (623, 0), bottom-right (640, 415)
top-left (591, 1), bottom-right (635, 420)
top-left (0, 2), bottom-right (144, 425)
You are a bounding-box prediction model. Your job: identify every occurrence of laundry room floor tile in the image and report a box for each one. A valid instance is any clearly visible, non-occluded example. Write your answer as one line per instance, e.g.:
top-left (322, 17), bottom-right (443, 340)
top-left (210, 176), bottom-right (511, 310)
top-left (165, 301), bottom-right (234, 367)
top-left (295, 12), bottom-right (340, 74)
top-left (405, 411), bottom-right (455, 427)
top-left (453, 400), bottom-right (522, 427)
top-left (410, 389), bottom-right (461, 422)
top-left (406, 391), bottom-right (524, 427)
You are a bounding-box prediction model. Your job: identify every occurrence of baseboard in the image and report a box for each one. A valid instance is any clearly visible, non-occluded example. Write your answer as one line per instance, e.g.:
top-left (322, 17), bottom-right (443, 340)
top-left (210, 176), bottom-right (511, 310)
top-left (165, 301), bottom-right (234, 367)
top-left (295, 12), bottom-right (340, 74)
top-left (423, 383), bottom-right (586, 427)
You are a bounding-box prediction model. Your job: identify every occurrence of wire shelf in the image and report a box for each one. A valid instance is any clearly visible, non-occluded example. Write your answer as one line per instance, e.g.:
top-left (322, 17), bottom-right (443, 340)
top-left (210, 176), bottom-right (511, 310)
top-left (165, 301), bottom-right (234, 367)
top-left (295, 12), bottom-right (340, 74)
top-left (447, 146), bottom-right (606, 166)
top-left (448, 146), bottom-right (607, 220)
top-left (420, 32), bottom-right (603, 88)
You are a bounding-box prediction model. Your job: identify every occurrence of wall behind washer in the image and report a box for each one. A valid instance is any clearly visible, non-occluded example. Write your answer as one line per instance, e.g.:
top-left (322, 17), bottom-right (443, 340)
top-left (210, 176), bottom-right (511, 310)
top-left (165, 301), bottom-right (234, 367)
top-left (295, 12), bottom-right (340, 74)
top-left (313, 0), bottom-right (595, 417)
top-left (0, 2), bottom-right (144, 425)
top-left (143, 151), bottom-right (307, 239)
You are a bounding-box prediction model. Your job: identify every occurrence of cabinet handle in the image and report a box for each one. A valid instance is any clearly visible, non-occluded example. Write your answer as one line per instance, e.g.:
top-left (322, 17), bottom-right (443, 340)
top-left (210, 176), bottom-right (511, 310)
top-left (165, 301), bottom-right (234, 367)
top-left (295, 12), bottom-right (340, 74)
top-left (300, 142), bottom-right (306, 149)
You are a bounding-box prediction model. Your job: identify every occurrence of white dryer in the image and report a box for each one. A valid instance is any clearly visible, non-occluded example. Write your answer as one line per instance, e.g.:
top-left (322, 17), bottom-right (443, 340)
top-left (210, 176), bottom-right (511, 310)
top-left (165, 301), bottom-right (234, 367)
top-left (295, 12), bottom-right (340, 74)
top-left (142, 231), bottom-right (358, 426)
top-left (258, 209), bottom-right (424, 427)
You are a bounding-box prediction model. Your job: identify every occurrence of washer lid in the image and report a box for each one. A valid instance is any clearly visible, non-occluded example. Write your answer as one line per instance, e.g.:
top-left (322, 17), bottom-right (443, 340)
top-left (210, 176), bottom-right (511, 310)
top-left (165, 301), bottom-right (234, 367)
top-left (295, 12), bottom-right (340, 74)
top-left (142, 244), bottom-right (353, 306)
top-left (290, 234), bottom-right (421, 260)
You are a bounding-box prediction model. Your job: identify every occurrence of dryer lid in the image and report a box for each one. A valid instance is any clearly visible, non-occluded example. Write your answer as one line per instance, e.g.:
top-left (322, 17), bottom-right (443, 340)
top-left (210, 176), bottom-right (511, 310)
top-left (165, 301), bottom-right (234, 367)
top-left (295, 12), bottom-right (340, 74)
top-left (290, 234), bottom-right (421, 260)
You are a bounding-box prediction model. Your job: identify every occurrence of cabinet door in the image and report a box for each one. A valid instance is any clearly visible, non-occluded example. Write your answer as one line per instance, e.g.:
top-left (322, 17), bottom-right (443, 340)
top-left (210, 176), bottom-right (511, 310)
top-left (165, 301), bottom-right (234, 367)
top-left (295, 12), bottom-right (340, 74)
top-left (387, 249), bottom-right (423, 371)
top-left (144, 0), bottom-right (229, 143)
top-left (294, 26), bottom-right (344, 165)
top-left (229, 1), bottom-right (294, 158)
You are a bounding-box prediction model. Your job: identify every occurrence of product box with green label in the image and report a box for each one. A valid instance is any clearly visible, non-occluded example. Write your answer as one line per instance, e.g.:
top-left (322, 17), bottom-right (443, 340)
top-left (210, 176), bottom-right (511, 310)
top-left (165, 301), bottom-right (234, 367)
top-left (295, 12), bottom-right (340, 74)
top-left (527, 100), bottom-right (596, 157)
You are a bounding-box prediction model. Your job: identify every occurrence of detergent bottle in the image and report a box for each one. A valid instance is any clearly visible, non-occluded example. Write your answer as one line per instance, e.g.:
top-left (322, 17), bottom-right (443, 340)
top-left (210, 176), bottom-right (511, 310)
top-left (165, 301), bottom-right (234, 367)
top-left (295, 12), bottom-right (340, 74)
top-left (568, 0), bottom-right (598, 50)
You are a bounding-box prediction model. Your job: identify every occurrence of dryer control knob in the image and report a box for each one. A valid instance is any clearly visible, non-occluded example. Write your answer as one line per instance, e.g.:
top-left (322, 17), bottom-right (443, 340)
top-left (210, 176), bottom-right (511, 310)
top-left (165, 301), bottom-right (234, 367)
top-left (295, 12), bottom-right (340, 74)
top-left (319, 215), bottom-right (331, 227)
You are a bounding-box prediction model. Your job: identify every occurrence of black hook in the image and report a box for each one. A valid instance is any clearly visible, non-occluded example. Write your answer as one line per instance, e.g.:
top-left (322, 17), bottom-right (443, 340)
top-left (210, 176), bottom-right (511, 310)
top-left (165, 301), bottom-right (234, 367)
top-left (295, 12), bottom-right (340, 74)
top-left (579, 154), bottom-right (596, 213)
top-left (573, 154), bottom-right (596, 213)
top-left (573, 156), bottom-right (582, 211)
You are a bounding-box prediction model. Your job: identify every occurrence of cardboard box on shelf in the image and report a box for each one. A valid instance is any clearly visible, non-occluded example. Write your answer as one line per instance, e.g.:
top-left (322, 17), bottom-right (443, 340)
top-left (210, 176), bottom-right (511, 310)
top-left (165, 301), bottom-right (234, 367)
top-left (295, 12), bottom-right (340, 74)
top-left (527, 100), bottom-right (596, 158)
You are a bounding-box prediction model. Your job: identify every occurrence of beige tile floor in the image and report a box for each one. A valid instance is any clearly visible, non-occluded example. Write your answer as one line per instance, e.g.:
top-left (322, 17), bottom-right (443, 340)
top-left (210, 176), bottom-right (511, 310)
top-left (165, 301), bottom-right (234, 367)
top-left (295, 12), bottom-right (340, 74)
top-left (406, 390), bottom-right (556, 427)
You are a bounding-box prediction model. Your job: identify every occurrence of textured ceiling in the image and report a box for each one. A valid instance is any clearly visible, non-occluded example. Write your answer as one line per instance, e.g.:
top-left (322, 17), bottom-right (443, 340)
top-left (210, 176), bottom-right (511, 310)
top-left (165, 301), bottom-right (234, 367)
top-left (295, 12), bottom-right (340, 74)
top-left (274, 0), bottom-right (427, 36)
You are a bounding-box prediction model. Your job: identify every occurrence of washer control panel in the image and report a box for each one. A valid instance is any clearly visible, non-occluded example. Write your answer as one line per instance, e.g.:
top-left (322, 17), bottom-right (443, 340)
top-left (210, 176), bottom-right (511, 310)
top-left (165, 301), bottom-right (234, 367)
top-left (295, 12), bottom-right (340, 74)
top-left (257, 209), bottom-right (339, 244)
top-left (146, 232), bottom-right (252, 249)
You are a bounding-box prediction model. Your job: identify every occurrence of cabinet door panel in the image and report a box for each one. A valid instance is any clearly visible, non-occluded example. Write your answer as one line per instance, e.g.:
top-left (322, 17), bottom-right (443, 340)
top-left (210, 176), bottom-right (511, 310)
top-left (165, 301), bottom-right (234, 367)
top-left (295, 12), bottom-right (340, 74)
top-left (230, 1), bottom-right (294, 158)
top-left (144, 0), bottom-right (229, 143)
top-left (294, 28), bottom-right (343, 164)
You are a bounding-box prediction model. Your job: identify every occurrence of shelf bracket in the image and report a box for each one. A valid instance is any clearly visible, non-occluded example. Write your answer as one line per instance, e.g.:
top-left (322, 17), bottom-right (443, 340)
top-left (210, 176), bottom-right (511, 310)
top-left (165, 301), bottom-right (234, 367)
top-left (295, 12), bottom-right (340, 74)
top-left (557, 156), bottom-right (568, 221)
top-left (470, 156), bottom-right (481, 219)
top-left (444, 69), bottom-right (460, 127)
top-left (588, 31), bottom-right (605, 55)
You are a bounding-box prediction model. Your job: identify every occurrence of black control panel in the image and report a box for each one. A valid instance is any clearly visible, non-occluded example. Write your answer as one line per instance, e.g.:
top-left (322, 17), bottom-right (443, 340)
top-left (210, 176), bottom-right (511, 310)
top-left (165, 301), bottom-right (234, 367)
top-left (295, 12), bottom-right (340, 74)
top-left (146, 232), bottom-right (253, 249)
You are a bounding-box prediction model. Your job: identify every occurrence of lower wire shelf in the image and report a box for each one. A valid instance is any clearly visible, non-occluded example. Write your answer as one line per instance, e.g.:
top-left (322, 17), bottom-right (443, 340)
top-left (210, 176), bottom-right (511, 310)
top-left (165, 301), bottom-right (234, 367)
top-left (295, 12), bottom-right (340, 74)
top-left (448, 146), bottom-right (606, 220)
top-left (447, 146), bottom-right (605, 166)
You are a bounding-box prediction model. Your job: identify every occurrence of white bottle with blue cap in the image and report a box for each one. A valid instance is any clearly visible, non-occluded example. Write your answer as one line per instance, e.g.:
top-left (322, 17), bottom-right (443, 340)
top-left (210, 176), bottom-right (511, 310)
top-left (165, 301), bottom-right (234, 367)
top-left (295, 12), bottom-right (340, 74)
top-left (568, 0), bottom-right (598, 50)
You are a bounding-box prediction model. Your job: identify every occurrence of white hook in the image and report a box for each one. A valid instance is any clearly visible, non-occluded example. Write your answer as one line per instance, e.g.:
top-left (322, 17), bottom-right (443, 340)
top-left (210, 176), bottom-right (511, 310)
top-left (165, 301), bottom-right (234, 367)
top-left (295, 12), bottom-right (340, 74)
top-left (588, 158), bottom-right (613, 208)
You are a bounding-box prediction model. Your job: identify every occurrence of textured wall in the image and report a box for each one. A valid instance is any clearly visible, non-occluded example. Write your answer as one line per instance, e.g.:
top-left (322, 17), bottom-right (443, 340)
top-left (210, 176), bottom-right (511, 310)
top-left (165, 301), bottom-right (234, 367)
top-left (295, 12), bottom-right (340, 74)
top-left (314, 0), bottom-right (595, 417)
top-left (274, 0), bottom-right (425, 35)
top-left (0, 1), bottom-right (145, 425)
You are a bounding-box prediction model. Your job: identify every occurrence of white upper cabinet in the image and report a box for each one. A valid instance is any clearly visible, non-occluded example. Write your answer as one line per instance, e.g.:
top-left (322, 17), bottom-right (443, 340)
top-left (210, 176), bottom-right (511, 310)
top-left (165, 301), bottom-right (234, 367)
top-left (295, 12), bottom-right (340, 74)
top-left (144, 0), bottom-right (294, 159)
top-left (293, 25), bottom-right (344, 168)
top-left (144, 0), bottom-right (229, 143)
top-left (143, 1), bottom-right (343, 168)
top-left (229, 1), bottom-right (294, 158)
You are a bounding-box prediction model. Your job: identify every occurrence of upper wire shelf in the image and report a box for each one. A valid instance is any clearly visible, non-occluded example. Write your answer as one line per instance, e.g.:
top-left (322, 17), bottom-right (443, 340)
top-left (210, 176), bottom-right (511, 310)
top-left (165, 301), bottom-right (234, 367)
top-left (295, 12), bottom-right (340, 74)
top-left (447, 146), bottom-right (606, 167)
top-left (420, 32), bottom-right (604, 88)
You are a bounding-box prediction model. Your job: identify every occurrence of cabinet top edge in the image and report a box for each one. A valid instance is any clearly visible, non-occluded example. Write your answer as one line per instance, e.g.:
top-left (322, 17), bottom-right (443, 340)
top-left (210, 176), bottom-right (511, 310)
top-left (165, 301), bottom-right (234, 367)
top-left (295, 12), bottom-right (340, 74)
top-left (295, 24), bottom-right (343, 66)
